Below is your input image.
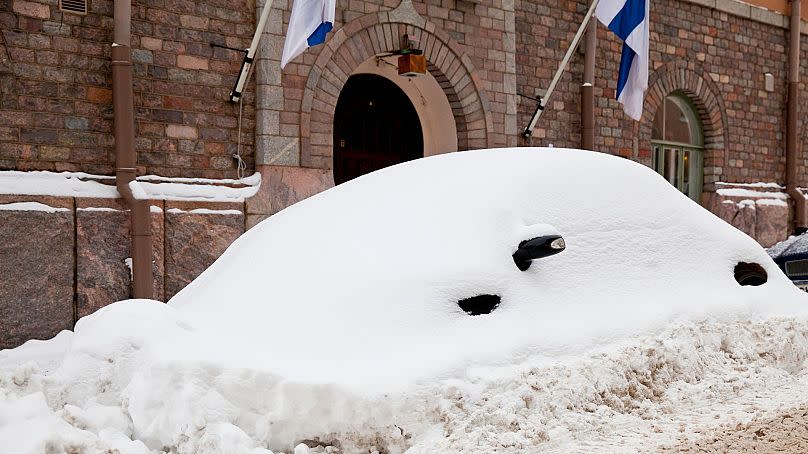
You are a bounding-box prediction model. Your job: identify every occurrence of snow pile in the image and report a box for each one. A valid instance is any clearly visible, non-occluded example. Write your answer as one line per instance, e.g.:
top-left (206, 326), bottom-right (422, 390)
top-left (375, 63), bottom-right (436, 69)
top-left (2, 148), bottom-right (808, 453)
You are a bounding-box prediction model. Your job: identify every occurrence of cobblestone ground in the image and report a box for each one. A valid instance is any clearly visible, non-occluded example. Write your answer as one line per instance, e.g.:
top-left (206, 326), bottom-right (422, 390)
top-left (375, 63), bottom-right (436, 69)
top-left (660, 405), bottom-right (808, 453)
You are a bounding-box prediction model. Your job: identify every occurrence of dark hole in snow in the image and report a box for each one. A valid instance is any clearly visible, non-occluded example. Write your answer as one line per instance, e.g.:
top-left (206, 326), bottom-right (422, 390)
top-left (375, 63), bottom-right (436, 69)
top-left (458, 294), bottom-right (501, 315)
top-left (734, 262), bottom-right (767, 286)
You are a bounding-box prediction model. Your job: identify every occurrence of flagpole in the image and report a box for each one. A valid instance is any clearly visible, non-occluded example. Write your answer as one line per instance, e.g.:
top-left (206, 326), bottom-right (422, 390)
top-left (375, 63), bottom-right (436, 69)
top-left (230, 0), bottom-right (275, 102)
top-left (523, 0), bottom-right (600, 138)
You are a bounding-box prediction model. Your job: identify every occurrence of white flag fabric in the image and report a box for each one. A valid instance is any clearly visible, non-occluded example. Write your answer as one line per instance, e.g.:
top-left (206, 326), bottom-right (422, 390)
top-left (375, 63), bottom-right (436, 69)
top-left (280, 0), bottom-right (336, 68)
top-left (596, 0), bottom-right (649, 121)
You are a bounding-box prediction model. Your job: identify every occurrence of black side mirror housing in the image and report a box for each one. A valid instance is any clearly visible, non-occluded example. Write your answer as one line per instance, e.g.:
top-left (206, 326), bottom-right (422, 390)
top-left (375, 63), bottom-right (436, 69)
top-left (513, 235), bottom-right (566, 271)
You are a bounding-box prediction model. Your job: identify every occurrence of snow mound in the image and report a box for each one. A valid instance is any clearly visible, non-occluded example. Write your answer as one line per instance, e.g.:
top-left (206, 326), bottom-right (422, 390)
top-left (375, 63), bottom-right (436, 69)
top-left (2, 148), bottom-right (808, 453)
top-left (170, 148), bottom-right (806, 384)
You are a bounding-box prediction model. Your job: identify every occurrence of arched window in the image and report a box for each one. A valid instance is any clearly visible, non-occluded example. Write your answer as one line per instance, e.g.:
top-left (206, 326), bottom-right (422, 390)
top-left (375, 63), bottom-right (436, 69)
top-left (651, 94), bottom-right (704, 201)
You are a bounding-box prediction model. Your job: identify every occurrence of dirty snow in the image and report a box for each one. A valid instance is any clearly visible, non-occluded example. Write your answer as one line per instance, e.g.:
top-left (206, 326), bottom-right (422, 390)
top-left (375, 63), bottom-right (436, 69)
top-left (2, 148), bottom-right (808, 453)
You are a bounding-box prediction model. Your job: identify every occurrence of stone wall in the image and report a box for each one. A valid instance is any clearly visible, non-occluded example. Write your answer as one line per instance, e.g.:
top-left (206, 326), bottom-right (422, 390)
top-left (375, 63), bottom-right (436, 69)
top-left (0, 195), bottom-right (245, 349)
top-left (703, 183), bottom-right (790, 247)
top-left (0, 196), bottom-right (74, 349)
top-left (1, 0), bottom-right (256, 178)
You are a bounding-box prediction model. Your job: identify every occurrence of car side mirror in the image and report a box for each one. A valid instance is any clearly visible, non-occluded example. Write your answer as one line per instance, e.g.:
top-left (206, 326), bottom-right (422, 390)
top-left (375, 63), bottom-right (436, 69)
top-left (512, 235), bottom-right (566, 271)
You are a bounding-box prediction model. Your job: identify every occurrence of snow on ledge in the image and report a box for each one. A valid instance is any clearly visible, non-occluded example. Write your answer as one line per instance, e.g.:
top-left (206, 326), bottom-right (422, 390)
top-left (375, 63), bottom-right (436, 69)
top-left (77, 207), bottom-right (125, 212)
top-left (756, 198), bottom-right (789, 207)
top-left (166, 208), bottom-right (243, 215)
top-left (716, 187), bottom-right (788, 199)
top-left (0, 170), bottom-right (261, 203)
top-left (0, 171), bottom-right (119, 198)
top-left (715, 181), bottom-right (784, 189)
top-left (0, 202), bottom-right (69, 212)
top-left (136, 173), bottom-right (262, 186)
top-left (129, 175), bottom-right (260, 203)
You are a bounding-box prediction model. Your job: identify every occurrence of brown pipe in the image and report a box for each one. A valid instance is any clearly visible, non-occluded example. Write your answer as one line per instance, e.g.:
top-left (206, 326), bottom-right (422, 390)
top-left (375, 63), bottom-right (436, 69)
top-left (113, 0), bottom-right (153, 298)
top-left (787, 0), bottom-right (806, 231)
top-left (581, 7), bottom-right (596, 150)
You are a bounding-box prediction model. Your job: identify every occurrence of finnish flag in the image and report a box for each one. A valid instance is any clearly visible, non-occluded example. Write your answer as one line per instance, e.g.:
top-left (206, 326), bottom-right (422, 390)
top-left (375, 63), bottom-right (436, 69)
top-left (596, 0), bottom-right (650, 120)
top-left (280, 0), bottom-right (336, 68)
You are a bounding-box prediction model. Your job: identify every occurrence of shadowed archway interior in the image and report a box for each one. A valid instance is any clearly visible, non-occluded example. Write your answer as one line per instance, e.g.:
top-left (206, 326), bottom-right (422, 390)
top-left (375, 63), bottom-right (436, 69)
top-left (333, 74), bottom-right (424, 185)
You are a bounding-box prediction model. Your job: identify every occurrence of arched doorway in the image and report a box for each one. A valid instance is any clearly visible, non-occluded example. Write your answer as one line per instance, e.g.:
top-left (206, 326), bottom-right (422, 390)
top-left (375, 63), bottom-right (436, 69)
top-left (333, 74), bottom-right (424, 184)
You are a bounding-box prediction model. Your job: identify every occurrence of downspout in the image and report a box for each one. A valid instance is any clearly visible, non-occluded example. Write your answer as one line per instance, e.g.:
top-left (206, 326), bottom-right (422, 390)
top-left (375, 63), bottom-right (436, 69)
top-left (787, 0), bottom-right (807, 232)
top-left (113, 0), bottom-right (153, 298)
top-left (581, 6), bottom-right (596, 150)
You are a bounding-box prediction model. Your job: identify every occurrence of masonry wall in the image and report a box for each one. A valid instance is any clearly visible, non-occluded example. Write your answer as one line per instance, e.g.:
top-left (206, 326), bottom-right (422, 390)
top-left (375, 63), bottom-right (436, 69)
top-left (1, 0), bottom-right (256, 178)
top-left (516, 0), bottom-right (808, 189)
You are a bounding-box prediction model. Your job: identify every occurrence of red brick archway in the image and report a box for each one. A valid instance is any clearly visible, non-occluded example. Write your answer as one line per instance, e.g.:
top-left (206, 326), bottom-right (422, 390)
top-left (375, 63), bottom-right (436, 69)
top-left (637, 61), bottom-right (729, 188)
top-left (299, 14), bottom-right (494, 169)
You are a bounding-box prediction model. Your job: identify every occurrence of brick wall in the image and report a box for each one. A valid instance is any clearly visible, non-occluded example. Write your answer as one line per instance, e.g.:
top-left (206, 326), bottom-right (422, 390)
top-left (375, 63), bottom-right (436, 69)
top-left (3, 0), bottom-right (805, 183)
top-left (1, 0), bottom-right (256, 178)
top-left (517, 0), bottom-right (808, 188)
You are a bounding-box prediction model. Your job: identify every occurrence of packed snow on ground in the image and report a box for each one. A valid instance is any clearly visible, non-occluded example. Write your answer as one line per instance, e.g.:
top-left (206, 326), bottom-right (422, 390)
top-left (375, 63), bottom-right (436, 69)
top-left (2, 148), bottom-right (808, 453)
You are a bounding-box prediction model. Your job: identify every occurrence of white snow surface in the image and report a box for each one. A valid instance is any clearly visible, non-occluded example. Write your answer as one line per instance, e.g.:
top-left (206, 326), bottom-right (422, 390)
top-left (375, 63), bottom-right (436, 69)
top-left (2, 148), bottom-right (808, 453)
top-left (77, 207), bottom-right (124, 212)
top-left (0, 169), bottom-right (260, 202)
top-left (716, 187), bottom-right (788, 199)
top-left (715, 181), bottom-right (784, 189)
top-left (130, 180), bottom-right (259, 202)
top-left (137, 173), bottom-right (262, 186)
top-left (0, 202), bottom-right (70, 212)
top-left (166, 208), bottom-right (244, 215)
top-left (0, 171), bottom-right (120, 198)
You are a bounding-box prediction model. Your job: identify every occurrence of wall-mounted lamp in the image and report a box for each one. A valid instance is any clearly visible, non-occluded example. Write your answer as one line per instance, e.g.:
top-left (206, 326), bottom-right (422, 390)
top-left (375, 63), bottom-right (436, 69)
top-left (397, 34), bottom-right (426, 77)
top-left (376, 34), bottom-right (426, 77)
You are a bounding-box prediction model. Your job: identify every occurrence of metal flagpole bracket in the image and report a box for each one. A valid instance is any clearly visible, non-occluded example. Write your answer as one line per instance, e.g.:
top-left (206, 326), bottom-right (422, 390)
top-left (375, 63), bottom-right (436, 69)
top-left (522, 0), bottom-right (599, 139)
top-left (522, 100), bottom-right (545, 139)
top-left (227, 0), bottom-right (275, 103)
top-left (210, 43), bottom-right (251, 103)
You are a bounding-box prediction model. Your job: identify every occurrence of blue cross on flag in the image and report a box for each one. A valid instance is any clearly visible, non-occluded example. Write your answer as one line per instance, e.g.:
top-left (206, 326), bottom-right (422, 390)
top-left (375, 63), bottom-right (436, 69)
top-left (281, 0), bottom-right (337, 68)
top-left (596, 0), bottom-right (650, 120)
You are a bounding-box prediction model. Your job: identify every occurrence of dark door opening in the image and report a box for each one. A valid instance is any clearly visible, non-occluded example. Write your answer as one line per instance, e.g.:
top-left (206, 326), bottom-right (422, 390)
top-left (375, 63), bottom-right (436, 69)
top-left (333, 74), bottom-right (424, 185)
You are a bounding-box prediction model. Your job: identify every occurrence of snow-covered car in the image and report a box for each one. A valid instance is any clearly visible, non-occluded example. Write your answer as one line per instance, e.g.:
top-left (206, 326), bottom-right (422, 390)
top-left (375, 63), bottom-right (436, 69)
top-left (768, 232), bottom-right (808, 292)
top-left (3, 147), bottom-right (807, 453)
top-left (168, 146), bottom-right (799, 387)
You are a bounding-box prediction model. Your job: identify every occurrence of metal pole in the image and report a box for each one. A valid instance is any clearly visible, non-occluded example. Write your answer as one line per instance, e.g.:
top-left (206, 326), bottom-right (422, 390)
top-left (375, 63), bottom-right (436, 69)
top-left (113, 0), bottom-right (153, 299)
top-left (230, 0), bottom-right (276, 102)
top-left (786, 0), bottom-right (806, 231)
top-left (524, 0), bottom-right (600, 138)
top-left (581, 6), bottom-right (597, 150)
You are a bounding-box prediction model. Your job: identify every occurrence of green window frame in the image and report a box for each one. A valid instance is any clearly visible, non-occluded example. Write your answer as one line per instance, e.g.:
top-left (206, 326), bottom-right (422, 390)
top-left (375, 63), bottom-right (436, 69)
top-left (651, 94), bottom-right (704, 201)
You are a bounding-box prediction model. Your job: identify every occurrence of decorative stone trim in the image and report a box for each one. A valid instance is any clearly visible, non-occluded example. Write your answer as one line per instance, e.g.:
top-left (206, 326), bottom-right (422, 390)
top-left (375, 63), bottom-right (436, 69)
top-left (299, 0), bottom-right (494, 169)
top-left (637, 61), bottom-right (729, 189)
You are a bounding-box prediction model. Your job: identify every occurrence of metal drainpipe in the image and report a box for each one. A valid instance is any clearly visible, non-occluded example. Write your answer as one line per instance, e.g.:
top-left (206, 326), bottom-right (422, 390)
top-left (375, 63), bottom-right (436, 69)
top-left (787, 0), bottom-right (807, 232)
top-left (113, 0), bottom-right (154, 298)
top-left (582, 14), bottom-right (596, 150)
